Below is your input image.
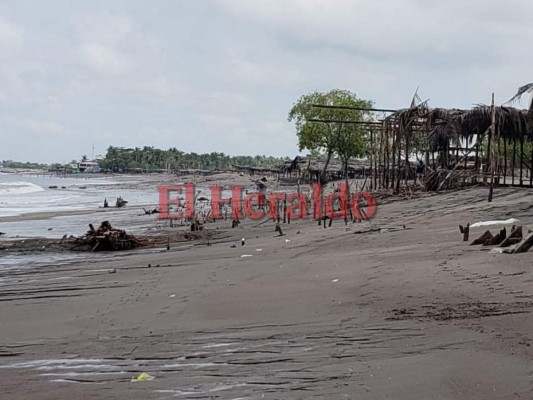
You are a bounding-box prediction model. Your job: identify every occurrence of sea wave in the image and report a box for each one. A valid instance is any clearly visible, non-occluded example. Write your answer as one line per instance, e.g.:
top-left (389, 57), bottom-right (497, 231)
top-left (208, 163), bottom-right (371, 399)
top-left (0, 181), bottom-right (45, 196)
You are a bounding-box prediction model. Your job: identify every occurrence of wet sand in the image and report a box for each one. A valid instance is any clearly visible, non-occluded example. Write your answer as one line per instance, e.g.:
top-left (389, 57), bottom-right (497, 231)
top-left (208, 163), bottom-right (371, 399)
top-left (1, 186), bottom-right (533, 399)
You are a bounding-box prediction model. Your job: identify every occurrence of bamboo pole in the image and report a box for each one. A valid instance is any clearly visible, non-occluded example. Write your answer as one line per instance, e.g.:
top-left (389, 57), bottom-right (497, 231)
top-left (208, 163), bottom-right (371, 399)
top-left (488, 93), bottom-right (495, 202)
top-left (512, 138), bottom-right (516, 186)
top-left (520, 134), bottom-right (524, 186)
top-left (503, 136), bottom-right (507, 185)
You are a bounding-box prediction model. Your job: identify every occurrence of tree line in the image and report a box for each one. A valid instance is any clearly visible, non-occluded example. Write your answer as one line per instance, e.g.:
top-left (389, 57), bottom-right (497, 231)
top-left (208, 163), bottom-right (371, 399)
top-left (99, 146), bottom-right (290, 172)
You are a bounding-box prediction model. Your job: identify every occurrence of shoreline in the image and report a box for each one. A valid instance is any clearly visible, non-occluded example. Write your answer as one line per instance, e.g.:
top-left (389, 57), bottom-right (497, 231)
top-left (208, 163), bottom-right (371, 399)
top-left (1, 185), bottom-right (533, 398)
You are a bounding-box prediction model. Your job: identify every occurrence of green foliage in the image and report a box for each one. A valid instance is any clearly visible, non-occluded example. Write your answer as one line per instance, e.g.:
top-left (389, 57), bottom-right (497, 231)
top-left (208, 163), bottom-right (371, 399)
top-left (288, 89), bottom-right (374, 174)
top-left (482, 138), bottom-right (533, 159)
top-left (1, 160), bottom-right (48, 169)
top-left (99, 146), bottom-right (289, 172)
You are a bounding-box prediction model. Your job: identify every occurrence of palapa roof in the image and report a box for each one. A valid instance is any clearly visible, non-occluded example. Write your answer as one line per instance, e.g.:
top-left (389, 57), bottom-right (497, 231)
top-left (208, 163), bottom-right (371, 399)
top-left (384, 104), bottom-right (533, 144)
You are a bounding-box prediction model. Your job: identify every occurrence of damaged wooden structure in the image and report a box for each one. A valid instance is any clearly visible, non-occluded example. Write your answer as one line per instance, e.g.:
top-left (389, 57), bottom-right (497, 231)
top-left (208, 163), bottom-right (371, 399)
top-left (280, 156), bottom-right (370, 184)
top-left (465, 224), bottom-right (533, 254)
top-left (313, 98), bottom-right (533, 194)
top-left (375, 104), bottom-right (533, 193)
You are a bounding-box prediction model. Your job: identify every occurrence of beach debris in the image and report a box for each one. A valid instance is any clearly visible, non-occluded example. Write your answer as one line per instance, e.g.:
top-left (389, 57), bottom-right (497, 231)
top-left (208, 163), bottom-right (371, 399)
top-left (70, 221), bottom-right (146, 251)
top-left (142, 207), bottom-right (159, 215)
top-left (108, 268), bottom-right (116, 274)
top-left (48, 227), bottom-right (53, 231)
top-left (285, 239), bottom-right (291, 243)
top-left (116, 196), bottom-right (128, 208)
top-left (241, 254), bottom-right (253, 258)
top-left (0, 232), bottom-right (5, 236)
top-left (241, 238), bottom-right (245, 246)
top-left (169, 294), bottom-right (176, 298)
top-left (103, 198), bottom-right (109, 208)
top-left (470, 230), bottom-right (493, 246)
top-left (256, 248), bottom-right (263, 252)
top-left (470, 218), bottom-right (520, 228)
top-left (484, 227), bottom-right (506, 246)
top-left (190, 220), bottom-right (203, 231)
top-left (49, 185), bottom-right (58, 189)
top-left (459, 223), bottom-right (470, 241)
top-left (331, 279), bottom-right (339, 283)
top-left (230, 244), bottom-right (236, 248)
top-left (503, 233), bottom-right (533, 254)
top-left (232, 219), bottom-right (240, 228)
top-left (500, 226), bottom-right (523, 247)
top-left (131, 372), bottom-right (154, 382)
top-left (275, 223), bottom-right (284, 236)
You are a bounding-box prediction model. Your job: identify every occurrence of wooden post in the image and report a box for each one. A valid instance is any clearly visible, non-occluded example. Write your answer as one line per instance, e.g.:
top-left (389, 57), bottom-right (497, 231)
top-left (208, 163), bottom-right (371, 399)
top-left (530, 137), bottom-right (533, 186)
top-left (463, 138), bottom-right (468, 185)
top-left (391, 129), bottom-right (396, 190)
top-left (459, 223), bottom-right (470, 242)
top-left (520, 134), bottom-right (524, 186)
top-left (503, 136), bottom-right (507, 185)
top-left (488, 93), bottom-right (495, 202)
top-left (512, 138), bottom-right (516, 185)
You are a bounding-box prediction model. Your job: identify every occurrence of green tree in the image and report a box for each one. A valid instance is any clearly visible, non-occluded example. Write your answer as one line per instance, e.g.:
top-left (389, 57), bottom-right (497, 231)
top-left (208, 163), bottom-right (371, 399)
top-left (288, 89), bottom-right (373, 181)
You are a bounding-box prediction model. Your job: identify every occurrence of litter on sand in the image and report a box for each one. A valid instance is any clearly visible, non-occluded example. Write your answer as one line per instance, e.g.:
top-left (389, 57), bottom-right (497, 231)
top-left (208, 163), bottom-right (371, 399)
top-left (240, 254), bottom-right (253, 258)
top-left (470, 218), bottom-right (520, 228)
top-left (131, 372), bottom-right (154, 382)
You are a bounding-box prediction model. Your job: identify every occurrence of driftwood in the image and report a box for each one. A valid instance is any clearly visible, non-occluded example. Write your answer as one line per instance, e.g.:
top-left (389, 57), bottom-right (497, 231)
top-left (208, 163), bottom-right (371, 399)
top-left (470, 230), bottom-right (493, 246)
top-left (142, 207), bottom-right (159, 215)
top-left (459, 223), bottom-right (470, 242)
top-left (507, 233), bottom-right (533, 254)
top-left (484, 227), bottom-right (506, 246)
top-left (72, 221), bottom-right (146, 251)
top-left (500, 226), bottom-right (523, 247)
top-left (116, 197), bottom-right (128, 208)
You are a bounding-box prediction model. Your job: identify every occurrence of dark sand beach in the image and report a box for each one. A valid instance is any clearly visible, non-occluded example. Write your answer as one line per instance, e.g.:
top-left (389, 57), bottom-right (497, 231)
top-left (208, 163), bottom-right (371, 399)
top-left (1, 185), bottom-right (533, 399)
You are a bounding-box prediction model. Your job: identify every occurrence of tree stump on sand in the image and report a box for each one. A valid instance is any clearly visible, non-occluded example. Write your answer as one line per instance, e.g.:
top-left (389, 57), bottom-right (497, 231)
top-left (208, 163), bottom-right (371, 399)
top-left (459, 223), bottom-right (470, 242)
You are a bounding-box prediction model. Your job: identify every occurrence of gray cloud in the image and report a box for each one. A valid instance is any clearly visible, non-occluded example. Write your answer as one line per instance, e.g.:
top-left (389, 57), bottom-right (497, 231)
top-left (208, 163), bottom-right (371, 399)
top-left (1, 0), bottom-right (532, 163)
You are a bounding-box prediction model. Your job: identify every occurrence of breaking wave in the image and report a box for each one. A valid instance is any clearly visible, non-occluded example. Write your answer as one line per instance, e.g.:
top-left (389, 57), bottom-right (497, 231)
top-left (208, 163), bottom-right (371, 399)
top-left (0, 181), bottom-right (45, 196)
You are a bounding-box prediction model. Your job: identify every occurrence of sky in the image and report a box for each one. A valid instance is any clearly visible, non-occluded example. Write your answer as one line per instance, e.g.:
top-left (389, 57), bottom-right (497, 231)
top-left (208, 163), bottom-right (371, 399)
top-left (1, 0), bottom-right (533, 163)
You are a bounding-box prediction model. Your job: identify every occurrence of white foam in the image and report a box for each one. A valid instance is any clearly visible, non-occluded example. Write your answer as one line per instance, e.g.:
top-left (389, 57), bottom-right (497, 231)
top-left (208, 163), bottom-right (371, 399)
top-left (0, 181), bottom-right (44, 196)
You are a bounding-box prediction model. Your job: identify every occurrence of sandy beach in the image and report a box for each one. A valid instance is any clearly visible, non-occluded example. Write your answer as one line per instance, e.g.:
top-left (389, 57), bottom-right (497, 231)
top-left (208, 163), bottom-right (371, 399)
top-left (1, 184), bottom-right (532, 399)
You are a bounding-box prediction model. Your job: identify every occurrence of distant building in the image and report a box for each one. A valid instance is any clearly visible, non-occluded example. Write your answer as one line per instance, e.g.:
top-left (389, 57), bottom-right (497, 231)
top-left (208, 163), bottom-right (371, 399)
top-left (77, 160), bottom-right (100, 173)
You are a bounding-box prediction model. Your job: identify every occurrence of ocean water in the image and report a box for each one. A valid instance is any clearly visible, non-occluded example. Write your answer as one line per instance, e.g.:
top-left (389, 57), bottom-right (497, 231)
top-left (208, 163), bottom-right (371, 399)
top-left (0, 172), bottom-right (167, 269)
top-left (0, 172), bottom-right (248, 270)
top-left (0, 173), bottom-right (166, 232)
top-left (0, 173), bottom-right (122, 217)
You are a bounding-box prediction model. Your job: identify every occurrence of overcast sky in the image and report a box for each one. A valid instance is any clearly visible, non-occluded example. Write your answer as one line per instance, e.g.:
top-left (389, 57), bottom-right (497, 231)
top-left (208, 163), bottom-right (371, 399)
top-left (1, 0), bottom-right (532, 163)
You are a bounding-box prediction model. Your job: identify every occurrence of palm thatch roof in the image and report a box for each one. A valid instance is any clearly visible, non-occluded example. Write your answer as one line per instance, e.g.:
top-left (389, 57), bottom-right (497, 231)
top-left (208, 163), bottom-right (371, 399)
top-left (385, 104), bottom-right (533, 144)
